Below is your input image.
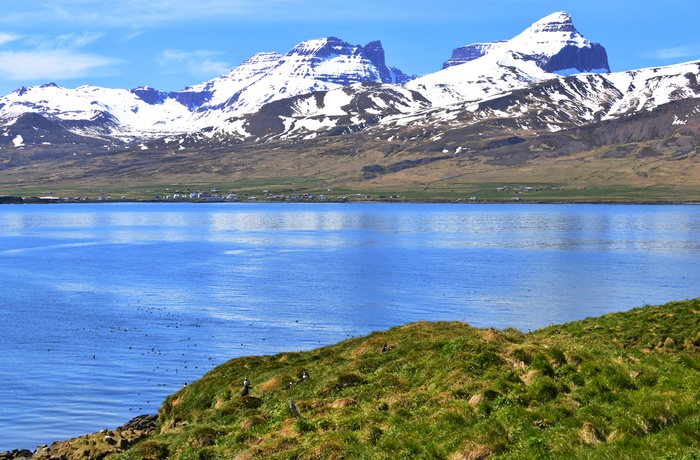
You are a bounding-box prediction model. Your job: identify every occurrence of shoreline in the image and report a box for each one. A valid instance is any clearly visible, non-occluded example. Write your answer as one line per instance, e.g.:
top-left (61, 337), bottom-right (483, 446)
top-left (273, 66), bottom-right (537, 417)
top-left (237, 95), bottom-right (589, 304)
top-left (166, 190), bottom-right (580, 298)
top-left (3, 298), bottom-right (700, 458)
top-left (0, 414), bottom-right (158, 459)
top-left (2, 195), bottom-right (700, 206)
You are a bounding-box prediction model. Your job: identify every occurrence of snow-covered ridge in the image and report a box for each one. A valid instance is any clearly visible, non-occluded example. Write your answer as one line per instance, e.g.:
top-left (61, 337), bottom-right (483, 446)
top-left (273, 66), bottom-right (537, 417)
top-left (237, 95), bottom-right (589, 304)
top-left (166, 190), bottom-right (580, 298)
top-left (0, 36), bottom-right (411, 138)
top-left (1, 11), bottom-right (697, 146)
top-left (383, 60), bottom-right (700, 136)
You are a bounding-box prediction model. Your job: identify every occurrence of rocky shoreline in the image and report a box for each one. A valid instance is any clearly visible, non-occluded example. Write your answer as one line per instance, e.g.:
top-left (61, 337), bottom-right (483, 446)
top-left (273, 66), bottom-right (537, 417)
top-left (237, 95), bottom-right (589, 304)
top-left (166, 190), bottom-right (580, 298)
top-left (0, 414), bottom-right (157, 460)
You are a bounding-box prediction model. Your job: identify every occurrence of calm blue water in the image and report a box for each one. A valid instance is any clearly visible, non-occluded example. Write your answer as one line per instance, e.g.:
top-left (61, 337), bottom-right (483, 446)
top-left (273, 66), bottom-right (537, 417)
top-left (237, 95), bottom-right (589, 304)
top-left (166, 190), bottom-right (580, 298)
top-left (0, 202), bottom-right (699, 450)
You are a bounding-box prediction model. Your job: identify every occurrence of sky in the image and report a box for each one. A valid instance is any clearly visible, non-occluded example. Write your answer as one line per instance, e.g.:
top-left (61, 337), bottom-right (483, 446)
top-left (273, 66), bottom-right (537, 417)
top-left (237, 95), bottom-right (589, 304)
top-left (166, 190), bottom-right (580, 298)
top-left (0, 0), bottom-right (699, 96)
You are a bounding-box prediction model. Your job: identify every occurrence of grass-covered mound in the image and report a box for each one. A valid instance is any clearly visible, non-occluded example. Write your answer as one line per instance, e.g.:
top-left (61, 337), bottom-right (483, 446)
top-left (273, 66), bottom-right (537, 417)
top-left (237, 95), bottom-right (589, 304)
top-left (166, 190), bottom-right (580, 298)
top-left (119, 299), bottom-right (700, 459)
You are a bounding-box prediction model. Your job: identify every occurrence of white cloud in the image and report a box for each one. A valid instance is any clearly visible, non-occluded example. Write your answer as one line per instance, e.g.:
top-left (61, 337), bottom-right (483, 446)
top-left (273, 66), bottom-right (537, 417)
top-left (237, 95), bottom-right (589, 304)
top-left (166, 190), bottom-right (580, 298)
top-left (0, 50), bottom-right (120, 80)
top-left (644, 46), bottom-right (700, 60)
top-left (158, 49), bottom-right (231, 79)
top-left (0, 30), bottom-right (115, 83)
top-left (0, 32), bottom-right (21, 45)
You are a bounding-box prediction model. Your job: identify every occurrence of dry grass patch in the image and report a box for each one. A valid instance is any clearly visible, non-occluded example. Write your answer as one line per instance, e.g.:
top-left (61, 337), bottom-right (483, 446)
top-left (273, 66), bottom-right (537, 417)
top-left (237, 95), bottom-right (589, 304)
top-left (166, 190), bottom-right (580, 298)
top-left (330, 398), bottom-right (357, 408)
top-left (257, 376), bottom-right (281, 391)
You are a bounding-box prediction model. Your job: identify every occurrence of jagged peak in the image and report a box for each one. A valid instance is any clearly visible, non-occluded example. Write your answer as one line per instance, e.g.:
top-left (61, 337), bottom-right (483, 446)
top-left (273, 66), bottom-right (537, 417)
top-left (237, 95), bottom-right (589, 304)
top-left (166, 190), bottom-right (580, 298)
top-left (243, 51), bottom-right (283, 63)
top-left (512, 11), bottom-right (588, 49)
top-left (527, 11), bottom-right (575, 32)
top-left (287, 37), bottom-right (361, 58)
top-left (220, 51), bottom-right (282, 77)
top-left (442, 12), bottom-right (609, 74)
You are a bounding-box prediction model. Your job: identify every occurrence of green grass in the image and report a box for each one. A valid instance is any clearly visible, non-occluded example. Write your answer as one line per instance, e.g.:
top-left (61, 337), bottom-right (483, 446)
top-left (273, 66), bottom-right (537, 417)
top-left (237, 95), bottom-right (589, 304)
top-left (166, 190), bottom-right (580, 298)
top-left (3, 177), bottom-right (700, 203)
top-left (107, 298), bottom-right (700, 459)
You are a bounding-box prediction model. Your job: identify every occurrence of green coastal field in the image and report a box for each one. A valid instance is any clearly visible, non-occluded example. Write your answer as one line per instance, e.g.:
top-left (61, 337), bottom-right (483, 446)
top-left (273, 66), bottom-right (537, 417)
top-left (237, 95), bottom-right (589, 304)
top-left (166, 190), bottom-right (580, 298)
top-left (3, 179), bottom-right (700, 203)
top-left (38, 298), bottom-right (700, 459)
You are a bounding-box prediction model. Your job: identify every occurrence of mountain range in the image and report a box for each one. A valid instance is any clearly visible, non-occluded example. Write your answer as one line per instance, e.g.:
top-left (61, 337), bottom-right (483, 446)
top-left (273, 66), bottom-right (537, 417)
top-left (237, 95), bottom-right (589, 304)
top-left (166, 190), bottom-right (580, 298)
top-left (1, 11), bottom-right (699, 196)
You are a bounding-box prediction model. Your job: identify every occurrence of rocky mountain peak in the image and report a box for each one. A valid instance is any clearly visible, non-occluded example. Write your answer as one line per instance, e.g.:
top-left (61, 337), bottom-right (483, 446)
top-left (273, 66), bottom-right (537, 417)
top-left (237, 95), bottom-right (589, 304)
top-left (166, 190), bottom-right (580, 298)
top-left (286, 37), bottom-right (360, 58)
top-left (363, 41), bottom-right (386, 67)
top-left (525, 11), bottom-right (577, 35)
top-left (5, 11), bottom-right (686, 149)
top-left (510, 11), bottom-right (589, 52)
top-left (442, 11), bottom-right (610, 75)
top-left (282, 37), bottom-right (407, 84)
top-left (442, 42), bottom-right (506, 69)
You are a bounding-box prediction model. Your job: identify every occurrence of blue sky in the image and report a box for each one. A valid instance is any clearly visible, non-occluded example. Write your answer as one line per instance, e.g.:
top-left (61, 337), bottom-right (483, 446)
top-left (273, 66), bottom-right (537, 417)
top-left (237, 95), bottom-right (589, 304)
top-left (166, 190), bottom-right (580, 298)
top-left (0, 0), bottom-right (698, 96)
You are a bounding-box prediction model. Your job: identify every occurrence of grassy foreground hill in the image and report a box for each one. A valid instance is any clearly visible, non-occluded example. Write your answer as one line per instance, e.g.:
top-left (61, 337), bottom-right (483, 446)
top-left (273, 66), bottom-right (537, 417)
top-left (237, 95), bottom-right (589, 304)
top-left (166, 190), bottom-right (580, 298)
top-left (37, 299), bottom-right (700, 459)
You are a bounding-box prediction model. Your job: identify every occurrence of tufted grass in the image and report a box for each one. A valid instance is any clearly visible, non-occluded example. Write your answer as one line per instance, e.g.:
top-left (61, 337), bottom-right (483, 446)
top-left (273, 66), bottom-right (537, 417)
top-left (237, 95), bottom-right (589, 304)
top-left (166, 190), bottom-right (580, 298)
top-left (117, 298), bottom-right (700, 459)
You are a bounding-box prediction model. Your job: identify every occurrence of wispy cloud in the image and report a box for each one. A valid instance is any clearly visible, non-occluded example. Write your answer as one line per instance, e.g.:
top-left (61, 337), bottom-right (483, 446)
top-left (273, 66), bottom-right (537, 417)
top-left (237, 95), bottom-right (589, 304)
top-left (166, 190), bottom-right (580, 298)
top-left (0, 50), bottom-right (120, 81)
top-left (121, 29), bottom-right (144, 42)
top-left (643, 45), bottom-right (700, 60)
top-left (158, 49), bottom-right (231, 79)
top-left (0, 32), bottom-right (22, 45)
top-left (56, 31), bottom-right (105, 48)
top-left (0, 28), bottom-right (118, 82)
top-left (2, 0), bottom-right (442, 31)
top-left (21, 31), bottom-right (105, 51)
top-left (1, 0), bottom-right (292, 27)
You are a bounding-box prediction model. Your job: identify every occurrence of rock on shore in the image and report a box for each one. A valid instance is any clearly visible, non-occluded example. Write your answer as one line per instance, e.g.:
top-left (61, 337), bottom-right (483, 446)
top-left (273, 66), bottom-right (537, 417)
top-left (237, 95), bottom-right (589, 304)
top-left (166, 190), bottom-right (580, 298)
top-left (0, 414), bottom-right (157, 460)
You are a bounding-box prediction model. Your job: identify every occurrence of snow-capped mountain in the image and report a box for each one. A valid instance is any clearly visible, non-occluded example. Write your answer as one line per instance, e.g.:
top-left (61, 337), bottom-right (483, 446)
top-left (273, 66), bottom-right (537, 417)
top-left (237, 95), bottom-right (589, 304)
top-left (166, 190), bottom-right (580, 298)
top-left (181, 59), bottom-right (700, 145)
top-left (202, 11), bottom-right (697, 141)
top-left (378, 61), bottom-right (700, 136)
top-left (0, 10), bottom-right (698, 159)
top-left (0, 37), bottom-right (414, 140)
top-left (442, 12), bottom-right (609, 75)
top-left (180, 37), bottom-right (416, 126)
top-left (403, 11), bottom-right (610, 109)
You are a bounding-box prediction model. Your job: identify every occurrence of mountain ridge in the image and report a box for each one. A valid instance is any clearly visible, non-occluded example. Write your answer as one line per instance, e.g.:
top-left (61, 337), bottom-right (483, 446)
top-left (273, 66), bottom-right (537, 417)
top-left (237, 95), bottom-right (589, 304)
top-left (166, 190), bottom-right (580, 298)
top-left (1, 11), bottom-right (699, 198)
top-left (0, 11), bottom-right (612, 140)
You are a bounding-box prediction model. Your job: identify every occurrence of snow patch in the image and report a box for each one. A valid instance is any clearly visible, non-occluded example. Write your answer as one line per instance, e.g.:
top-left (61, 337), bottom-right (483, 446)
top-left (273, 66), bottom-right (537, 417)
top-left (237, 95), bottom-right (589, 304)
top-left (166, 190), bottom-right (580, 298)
top-left (673, 115), bottom-right (687, 125)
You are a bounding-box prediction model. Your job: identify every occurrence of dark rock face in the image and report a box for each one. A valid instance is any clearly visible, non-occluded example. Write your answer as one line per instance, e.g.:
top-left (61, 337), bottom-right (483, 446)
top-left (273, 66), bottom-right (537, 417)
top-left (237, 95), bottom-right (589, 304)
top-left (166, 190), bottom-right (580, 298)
top-left (364, 40), bottom-right (386, 69)
top-left (170, 89), bottom-right (213, 109)
top-left (443, 42), bottom-right (505, 69)
top-left (363, 40), bottom-right (392, 83)
top-left (363, 41), bottom-right (418, 83)
top-left (0, 196), bottom-right (23, 204)
top-left (442, 12), bottom-right (610, 74)
top-left (541, 43), bottom-right (610, 74)
top-left (390, 67), bottom-right (417, 84)
top-left (131, 87), bottom-right (168, 105)
top-left (118, 414), bottom-right (158, 433)
top-left (0, 449), bottom-right (32, 459)
top-left (443, 41), bottom-right (609, 74)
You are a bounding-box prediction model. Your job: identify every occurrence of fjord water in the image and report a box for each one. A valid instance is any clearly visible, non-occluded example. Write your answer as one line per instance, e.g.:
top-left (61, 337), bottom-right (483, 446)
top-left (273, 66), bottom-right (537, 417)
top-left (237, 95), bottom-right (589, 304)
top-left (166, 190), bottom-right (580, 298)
top-left (1, 203), bottom-right (699, 450)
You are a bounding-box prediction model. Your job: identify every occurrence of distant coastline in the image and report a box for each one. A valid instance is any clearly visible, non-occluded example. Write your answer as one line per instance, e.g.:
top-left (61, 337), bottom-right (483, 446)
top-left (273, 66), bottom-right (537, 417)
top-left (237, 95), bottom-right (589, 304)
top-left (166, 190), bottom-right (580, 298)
top-left (2, 195), bottom-right (699, 206)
